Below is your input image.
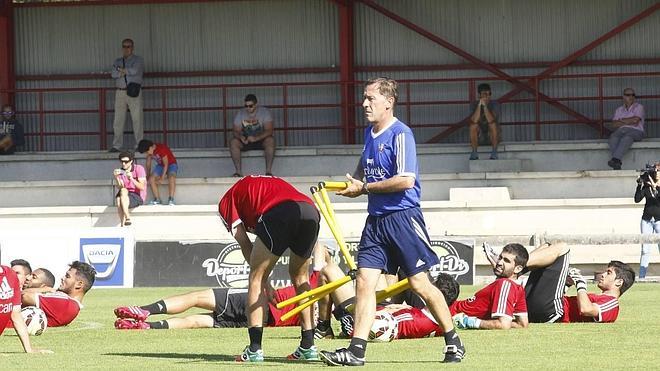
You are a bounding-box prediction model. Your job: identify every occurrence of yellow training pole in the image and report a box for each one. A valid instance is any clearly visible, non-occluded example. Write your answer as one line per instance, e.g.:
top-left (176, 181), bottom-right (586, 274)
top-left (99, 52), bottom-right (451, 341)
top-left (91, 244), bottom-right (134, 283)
top-left (344, 278), bottom-right (411, 313)
top-left (278, 275), bottom-right (353, 322)
top-left (321, 180), bottom-right (349, 191)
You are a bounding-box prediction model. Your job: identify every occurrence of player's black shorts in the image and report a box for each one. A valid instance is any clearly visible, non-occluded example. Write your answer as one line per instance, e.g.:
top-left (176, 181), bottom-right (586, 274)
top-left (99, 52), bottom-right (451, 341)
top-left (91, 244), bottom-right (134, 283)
top-left (211, 287), bottom-right (274, 328)
top-left (255, 201), bottom-right (320, 258)
top-left (524, 251), bottom-right (571, 323)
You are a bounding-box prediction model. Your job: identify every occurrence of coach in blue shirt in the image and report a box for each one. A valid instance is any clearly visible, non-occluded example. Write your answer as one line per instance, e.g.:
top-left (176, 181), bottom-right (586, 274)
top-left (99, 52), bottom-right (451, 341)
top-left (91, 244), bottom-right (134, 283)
top-left (319, 77), bottom-right (465, 366)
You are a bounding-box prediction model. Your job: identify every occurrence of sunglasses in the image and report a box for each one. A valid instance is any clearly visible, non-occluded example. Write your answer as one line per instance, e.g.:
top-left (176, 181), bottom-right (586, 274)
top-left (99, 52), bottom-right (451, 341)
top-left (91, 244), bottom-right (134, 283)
top-left (120, 159), bottom-right (132, 163)
top-left (122, 45), bottom-right (133, 49)
top-left (1, 111), bottom-right (13, 115)
top-left (623, 93), bottom-right (635, 97)
top-left (244, 104), bottom-right (255, 108)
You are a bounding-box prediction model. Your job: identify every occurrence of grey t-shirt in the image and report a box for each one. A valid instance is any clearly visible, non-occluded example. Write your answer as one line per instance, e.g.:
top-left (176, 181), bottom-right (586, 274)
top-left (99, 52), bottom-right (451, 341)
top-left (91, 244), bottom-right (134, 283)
top-left (233, 106), bottom-right (274, 138)
top-left (469, 100), bottom-right (500, 126)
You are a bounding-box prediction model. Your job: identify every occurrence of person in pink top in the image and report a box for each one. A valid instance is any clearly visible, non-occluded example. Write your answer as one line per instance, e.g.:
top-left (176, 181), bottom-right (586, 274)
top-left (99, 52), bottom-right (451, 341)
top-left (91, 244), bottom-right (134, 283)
top-left (605, 87), bottom-right (645, 170)
top-left (113, 151), bottom-right (147, 226)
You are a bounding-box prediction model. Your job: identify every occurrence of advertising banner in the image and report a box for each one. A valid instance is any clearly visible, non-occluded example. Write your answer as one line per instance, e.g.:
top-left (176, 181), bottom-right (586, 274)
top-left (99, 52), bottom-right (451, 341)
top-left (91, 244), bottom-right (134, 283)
top-left (0, 228), bottom-right (135, 288)
top-left (134, 238), bottom-right (474, 287)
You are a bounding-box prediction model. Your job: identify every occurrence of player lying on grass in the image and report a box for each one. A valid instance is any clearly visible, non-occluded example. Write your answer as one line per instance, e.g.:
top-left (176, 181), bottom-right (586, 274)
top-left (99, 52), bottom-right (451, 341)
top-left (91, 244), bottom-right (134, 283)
top-left (0, 264), bottom-right (52, 354)
top-left (485, 241), bottom-right (635, 323)
top-left (450, 243), bottom-right (529, 330)
top-left (313, 260), bottom-right (463, 340)
top-left (21, 261), bottom-right (96, 327)
top-left (115, 243), bottom-right (332, 330)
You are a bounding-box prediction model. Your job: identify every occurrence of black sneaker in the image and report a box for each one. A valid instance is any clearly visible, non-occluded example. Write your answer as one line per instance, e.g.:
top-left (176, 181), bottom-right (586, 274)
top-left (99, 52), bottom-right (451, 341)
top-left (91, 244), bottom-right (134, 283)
top-left (607, 158), bottom-right (622, 170)
top-left (319, 348), bottom-right (365, 367)
top-left (314, 325), bottom-right (335, 339)
top-left (442, 344), bottom-right (465, 363)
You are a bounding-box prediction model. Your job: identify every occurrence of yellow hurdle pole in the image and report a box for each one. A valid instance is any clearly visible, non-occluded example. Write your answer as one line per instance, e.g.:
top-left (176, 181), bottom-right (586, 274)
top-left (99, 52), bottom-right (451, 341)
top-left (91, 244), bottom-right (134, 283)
top-left (276, 274), bottom-right (352, 309)
top-left (316, 184), bottom-right (357, 271)
top-left (279, 276), bottom-right (354, 322)
top-left (344, 278), bottom-right (411, 313)
top-left (321, 181), bottom-right (349, 191)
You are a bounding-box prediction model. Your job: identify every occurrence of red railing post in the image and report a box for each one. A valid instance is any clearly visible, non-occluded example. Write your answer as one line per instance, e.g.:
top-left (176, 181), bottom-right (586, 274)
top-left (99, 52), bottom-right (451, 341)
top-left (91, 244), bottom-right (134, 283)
top-left (99, 88), bottom-right (106, 150)
top-left (598, 76), bottom-right (604, 138)
top-left (282, 84), bottom-right (288, 146)
top-left (222, 86), bottom-right (227, 147)
top-left (535, 77), bottom-right (541, 141)
top-left (161, 88), bottom-right (168, 145)
top-left (405, 82), bottom-right (411, 126)
top-left (38, 91), bottom-right (44, 151)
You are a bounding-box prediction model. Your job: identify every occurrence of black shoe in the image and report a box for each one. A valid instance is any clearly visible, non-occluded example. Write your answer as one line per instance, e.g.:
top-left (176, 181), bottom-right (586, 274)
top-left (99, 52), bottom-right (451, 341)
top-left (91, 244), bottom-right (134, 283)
top-left (319, 348), bottom-right (365, 367)
top-left (109, 147), bottom-right (120, 153)
top-left (442, 344), bottom-right (465, 363)
top-left (607, 158), bottom-right (622, 170)
top-left (314, 325), bottom-right (335, 339)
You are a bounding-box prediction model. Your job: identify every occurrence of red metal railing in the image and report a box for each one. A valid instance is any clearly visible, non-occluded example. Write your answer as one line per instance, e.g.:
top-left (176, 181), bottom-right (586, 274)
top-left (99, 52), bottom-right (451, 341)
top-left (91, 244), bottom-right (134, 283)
top-left (2, 71), bottom-right (659, 151)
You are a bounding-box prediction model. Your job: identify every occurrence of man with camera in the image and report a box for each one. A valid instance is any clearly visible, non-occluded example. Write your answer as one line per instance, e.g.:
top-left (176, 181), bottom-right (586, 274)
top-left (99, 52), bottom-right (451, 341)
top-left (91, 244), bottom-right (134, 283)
top-left (109, 38), bottom-right (145, 153)
top-left (113, 151), bottom-right (147, 226)
top-left (634, 162), bottom-right (660, 278)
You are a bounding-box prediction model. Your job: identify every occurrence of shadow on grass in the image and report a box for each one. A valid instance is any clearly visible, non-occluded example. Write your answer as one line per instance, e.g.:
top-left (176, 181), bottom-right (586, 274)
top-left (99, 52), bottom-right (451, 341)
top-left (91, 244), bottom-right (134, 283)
top-left (105, 352), bottom-right (439, 365)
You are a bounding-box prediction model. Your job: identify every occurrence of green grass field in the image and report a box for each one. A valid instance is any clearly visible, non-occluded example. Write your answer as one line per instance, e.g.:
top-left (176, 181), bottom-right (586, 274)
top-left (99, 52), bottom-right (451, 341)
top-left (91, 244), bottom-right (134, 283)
top-left (2, 283), bottom-right (660, 370)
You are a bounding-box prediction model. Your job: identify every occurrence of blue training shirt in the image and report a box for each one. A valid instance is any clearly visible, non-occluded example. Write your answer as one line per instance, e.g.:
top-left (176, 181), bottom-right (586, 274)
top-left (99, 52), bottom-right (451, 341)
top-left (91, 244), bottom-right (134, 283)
top-left (361, 118), bottom-right (421, 216)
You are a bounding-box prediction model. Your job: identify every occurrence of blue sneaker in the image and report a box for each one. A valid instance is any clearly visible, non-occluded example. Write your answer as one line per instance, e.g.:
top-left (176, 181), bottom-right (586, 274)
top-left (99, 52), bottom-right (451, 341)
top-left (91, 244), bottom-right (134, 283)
top-left (469, 151), bottom-right (479, 160)
top-left (235, 346), bottom-right (264, 362)
top-left (490, 149), bottom-right (498, 160)
top-left (148, 199), bottom-right (162, 205)
top-left (167, 197), bottom-right (175, 206)
top-left (287, 345), bottom-right (319, 360)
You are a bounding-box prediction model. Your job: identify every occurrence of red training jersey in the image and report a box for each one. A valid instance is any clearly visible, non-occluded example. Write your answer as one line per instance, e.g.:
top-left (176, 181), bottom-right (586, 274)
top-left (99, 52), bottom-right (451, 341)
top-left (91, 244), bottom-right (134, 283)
top-left (36, 291), bottom-right (82, 327)
top-left (152, 143), bottom-right (177, 165)
top-left (450, 278), bottom-right (527, 320)
top-left (0, 266), bottom-right (22, 335)
top-left (218, 175), bottom-right (315, 233)
top-left (269, 271), bottom-right (320, 327)
top-left (561, 293), bottom-right (619, 323)
top-left (393, 307), bottom-right (444, 339)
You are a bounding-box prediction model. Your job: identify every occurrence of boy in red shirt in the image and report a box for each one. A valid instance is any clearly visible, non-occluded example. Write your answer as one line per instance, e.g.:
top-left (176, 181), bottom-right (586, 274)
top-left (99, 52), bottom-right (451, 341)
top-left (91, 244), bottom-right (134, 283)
top-left (137, 139), bottom-right (178, 205)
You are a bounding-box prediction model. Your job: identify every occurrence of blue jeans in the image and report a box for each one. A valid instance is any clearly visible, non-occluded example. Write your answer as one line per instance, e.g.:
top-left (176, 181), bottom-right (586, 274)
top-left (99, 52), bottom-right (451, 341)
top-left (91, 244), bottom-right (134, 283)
top-left (640, 218), bottom-right (660, 278)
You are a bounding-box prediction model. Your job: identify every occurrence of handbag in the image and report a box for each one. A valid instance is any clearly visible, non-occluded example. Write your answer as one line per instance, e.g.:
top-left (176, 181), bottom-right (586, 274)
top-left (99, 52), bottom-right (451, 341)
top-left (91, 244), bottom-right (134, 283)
top-left (123, 58), bottom-right (142, 98)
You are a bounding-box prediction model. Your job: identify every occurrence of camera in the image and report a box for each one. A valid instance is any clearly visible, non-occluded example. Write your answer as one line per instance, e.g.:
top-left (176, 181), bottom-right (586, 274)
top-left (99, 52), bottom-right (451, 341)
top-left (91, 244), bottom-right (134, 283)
top-left (638, 163), bottom-right (657, 184)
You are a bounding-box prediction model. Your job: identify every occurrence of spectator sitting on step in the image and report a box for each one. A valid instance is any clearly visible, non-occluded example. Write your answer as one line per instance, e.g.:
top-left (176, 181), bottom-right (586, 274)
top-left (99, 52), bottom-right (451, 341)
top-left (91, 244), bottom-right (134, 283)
top-left (0, 104), bottom-right (25, 155)
top-left (137, 139), bottom-right (178, 205)
top-left (605, 88), bottom-right (645, 170)
top-left (230, 94), bottom-right (275, 177)
top-left (113, 151), bottom-right (147, 226)
top-left (468, 83), bottom-right (500, 161)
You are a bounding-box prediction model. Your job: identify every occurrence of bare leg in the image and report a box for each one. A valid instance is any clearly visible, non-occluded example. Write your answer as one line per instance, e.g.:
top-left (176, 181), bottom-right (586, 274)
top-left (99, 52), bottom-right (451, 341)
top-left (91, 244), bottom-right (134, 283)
top-left (469, 122), bottom-right (479, 151)
top-left (148, 174), bottom-right (161, 201)
top-left (408, 271), bottom-right (454, 332)
top-left (262, 136), bottom-right (275, 174)
top-left (117, 188), bottom-right (131, 222)
top-left (289, 253), bottom-right (313, 332)
top-left (489, 122), bottom-right (499, 149)
top-left (116, 195), bottom-right (125, 226)
top-left (160, 289), bottom-right (216, 313)
top-left (168, 173), bottom-right (176, 199)
top-left (230, 138), bottom-right (243, 175)
top-left (247, 238), bottom-right (279, 328)
top-left (526, 241), bottom-right (570, 269)
top-left (163, 314), bottom-right (214, 329)
top-left (351, 267), bottom-right (381, 340)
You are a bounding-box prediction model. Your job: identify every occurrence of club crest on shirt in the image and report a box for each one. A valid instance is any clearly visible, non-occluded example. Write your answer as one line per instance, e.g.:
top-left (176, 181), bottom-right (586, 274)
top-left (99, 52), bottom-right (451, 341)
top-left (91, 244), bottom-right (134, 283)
top-left (378, 143), bottom-right (385, 152)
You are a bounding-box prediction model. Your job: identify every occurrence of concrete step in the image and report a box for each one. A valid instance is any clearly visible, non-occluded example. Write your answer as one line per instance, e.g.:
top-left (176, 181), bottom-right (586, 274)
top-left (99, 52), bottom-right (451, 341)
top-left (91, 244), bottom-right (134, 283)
top-left (469, 158), bottom-right (528, 172)
top-left (0, 170), bottom-right (641, 207)
top-left (1, 139), bottom-right (659, 181)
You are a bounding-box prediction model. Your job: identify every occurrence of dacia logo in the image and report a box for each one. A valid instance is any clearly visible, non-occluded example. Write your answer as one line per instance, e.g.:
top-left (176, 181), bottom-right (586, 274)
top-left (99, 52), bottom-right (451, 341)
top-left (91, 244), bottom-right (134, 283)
top-left (202, 243), bottom-right (251, 288)
top-left (81, 243), bottom-right (121, 279)
top-left (429, 241), bottom-right (470, 279)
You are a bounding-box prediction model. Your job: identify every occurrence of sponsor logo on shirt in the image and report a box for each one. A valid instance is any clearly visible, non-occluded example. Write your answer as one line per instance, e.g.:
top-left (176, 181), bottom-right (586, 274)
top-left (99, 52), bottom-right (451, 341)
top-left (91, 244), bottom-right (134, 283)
top-left (0, 277), bottom-right (14, 300)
